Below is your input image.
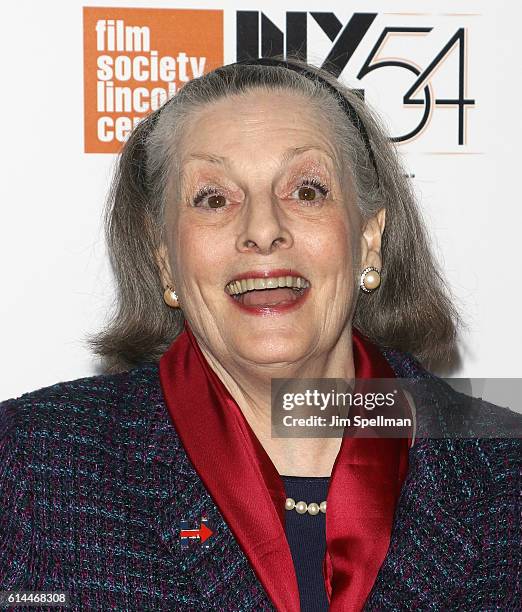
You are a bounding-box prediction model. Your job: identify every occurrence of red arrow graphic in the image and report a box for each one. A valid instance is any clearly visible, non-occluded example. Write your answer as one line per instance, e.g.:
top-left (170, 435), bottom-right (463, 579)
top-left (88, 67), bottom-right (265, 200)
top-left (179, 523), bottom-right (214, 543)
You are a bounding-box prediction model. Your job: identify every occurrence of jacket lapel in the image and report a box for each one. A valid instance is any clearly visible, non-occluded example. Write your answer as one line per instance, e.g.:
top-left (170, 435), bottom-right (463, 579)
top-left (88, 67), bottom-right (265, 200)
top-left (364, 437), bottom-right (481, 609)
top-left (142, 364), bottom-right (276, 609)
top-left (158, 326), bottom-right (299, 612)
top-left (365, 349), bottom-right (482, 609)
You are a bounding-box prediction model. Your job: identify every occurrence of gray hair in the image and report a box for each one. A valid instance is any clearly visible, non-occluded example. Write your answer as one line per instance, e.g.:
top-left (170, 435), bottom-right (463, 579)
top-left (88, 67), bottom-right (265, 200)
top-left (87, 56), bottom-right (461, 373)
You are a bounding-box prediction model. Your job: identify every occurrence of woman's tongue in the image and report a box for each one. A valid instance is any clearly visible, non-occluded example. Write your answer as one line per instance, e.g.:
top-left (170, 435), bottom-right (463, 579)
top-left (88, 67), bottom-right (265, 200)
top-left (241, 287), bottom-right (298, 306)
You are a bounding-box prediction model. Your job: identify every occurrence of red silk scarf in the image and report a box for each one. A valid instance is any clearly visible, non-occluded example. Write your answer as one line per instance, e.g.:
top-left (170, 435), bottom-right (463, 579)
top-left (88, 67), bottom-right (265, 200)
top-left (159, 322), bottom-right (410, 611)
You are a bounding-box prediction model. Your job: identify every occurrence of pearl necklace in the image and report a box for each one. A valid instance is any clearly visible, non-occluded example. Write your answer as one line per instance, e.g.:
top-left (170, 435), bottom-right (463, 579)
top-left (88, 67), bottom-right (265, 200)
top-left (285, 498), bottom-right (327, 515)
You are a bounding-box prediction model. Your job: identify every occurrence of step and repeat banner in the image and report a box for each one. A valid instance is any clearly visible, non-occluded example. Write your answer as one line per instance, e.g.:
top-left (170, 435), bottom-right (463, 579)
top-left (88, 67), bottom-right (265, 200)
top-left (1, 1), bottom-right (520, 399)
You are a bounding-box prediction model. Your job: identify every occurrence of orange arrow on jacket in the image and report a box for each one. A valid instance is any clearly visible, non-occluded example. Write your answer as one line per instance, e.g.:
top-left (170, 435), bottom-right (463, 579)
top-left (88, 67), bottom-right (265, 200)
top-left (179, 523), bottom-right (214, 543)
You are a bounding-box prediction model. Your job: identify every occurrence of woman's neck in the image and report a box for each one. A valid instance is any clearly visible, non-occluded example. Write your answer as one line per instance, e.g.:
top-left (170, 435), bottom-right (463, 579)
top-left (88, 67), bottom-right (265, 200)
top-left (197, 327), bottom-right (355, 476)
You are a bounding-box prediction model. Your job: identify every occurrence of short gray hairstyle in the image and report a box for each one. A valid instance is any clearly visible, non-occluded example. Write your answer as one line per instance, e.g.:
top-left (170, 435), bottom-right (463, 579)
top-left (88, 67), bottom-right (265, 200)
top-left (87, 56), bottom-right (461, 372)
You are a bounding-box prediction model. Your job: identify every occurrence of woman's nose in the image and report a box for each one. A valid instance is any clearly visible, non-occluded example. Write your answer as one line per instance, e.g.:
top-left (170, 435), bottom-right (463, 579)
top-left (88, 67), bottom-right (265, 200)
top-left (235, 196), bottom-right (293, 255)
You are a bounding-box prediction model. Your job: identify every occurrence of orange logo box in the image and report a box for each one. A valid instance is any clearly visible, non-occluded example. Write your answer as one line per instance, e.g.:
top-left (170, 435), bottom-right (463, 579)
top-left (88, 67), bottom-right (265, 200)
top-left (83, 7), bottom-right (224, 153)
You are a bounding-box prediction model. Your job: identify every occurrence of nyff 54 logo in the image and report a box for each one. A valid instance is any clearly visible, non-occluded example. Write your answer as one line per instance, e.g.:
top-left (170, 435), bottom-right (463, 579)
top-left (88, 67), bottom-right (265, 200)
top-left (237, 11), bottom-right (475, 148)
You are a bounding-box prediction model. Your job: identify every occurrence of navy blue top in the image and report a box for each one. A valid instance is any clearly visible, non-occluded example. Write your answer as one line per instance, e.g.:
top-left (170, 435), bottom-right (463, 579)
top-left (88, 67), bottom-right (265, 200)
top-left (281, 475), bottom-right (330, 612)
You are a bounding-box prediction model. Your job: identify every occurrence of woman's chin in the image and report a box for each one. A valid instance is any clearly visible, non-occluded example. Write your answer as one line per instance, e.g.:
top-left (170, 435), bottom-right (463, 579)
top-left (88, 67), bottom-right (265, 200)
top-left (229, 334), bottom-right (313, 367)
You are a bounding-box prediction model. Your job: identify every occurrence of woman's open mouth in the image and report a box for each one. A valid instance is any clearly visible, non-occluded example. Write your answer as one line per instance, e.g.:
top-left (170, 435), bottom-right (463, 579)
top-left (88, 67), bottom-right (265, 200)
top-left (224, 271), bottom-right (311, 315)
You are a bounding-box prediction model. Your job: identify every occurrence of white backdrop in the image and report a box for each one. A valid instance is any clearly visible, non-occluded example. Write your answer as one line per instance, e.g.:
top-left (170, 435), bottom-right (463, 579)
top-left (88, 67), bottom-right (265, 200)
top-left (1, 0), bottom-right (521, 401)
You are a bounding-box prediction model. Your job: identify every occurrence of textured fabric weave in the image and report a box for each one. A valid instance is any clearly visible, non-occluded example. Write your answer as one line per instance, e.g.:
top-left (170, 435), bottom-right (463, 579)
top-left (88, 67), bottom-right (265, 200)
top-left (0, 348), bottom-right (520, 611)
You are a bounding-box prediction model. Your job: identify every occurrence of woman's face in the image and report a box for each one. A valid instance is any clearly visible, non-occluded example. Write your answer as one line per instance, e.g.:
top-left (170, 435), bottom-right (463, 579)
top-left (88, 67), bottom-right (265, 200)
top-left (161, 89), bottom-right (368, 367)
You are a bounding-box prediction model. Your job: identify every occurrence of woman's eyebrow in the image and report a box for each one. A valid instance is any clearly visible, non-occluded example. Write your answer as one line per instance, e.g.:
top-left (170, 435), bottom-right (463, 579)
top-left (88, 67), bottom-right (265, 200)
top-left (182, 146), bottom-right (336, 169)
top-left (183, 152), bottom-right (227, 166)
top-left (280, 145), bottom-right (336, 167)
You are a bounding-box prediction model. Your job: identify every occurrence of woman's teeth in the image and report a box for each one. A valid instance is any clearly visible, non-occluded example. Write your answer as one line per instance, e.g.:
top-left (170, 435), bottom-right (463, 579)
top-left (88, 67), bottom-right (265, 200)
top-left (224, 275), bottom-right (310, 296)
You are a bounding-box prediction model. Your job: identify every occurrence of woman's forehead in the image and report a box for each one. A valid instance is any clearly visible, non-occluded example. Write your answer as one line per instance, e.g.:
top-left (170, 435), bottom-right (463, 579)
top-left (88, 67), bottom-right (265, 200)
top-left (178, 89), bottom-right (340, 161)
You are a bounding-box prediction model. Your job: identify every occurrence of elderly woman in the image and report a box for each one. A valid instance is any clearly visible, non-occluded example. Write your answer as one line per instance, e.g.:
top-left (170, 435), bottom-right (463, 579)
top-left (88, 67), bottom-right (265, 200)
top-left (1, 57), bottom-right (520, 612)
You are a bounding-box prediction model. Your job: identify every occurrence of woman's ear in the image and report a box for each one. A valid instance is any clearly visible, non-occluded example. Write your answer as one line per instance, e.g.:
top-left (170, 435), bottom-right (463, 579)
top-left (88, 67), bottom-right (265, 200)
top-left (360, 208), bottom-right (386, 270)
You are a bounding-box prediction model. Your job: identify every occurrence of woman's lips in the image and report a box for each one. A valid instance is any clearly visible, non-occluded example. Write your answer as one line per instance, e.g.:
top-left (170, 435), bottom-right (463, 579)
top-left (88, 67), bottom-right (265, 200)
top-left (224, 269), bottom-right (310, 315)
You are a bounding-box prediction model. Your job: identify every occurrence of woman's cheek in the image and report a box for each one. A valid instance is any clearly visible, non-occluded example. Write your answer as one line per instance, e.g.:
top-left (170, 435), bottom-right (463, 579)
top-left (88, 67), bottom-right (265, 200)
top-left (304, 217), bottom-right (353, 270)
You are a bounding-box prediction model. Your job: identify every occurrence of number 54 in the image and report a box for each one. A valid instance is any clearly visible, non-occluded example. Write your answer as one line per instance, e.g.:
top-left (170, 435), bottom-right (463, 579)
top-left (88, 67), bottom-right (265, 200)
top-left (358, 27), bottom-right (475, 145)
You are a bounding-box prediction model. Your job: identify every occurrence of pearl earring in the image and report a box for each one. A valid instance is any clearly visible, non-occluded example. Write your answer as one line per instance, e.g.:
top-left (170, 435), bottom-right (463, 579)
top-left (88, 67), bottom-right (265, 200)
top-left (163, 285), bottom-right (180, 308)
top-left (360, 266), bottom-right (381, 293)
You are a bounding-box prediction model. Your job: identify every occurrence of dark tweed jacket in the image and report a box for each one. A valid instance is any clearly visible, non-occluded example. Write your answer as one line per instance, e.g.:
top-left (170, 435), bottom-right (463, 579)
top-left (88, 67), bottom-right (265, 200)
top-left (0, 349), bottom-right (520, 611)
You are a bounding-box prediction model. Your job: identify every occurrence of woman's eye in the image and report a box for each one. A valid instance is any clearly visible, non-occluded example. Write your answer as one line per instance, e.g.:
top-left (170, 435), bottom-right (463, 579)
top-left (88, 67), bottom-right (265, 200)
top-left (291, 180), bottom-right (329, 204)
top-left (192, 188), bottom-right (228, 210)
top-left (206, 194), bottom-right (227, 208)
top-left (298, 186), bottom-right (319, 201)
